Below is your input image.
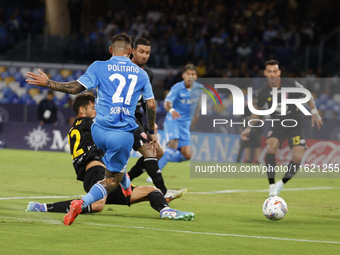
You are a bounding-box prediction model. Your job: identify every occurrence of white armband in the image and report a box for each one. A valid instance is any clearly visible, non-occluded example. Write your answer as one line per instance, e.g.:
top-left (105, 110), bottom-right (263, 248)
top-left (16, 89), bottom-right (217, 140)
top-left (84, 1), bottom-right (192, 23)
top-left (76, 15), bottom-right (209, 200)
top-left (169, 108), bottom-right (175, 113)
top-left (311, 109), bottom-right (318, 115)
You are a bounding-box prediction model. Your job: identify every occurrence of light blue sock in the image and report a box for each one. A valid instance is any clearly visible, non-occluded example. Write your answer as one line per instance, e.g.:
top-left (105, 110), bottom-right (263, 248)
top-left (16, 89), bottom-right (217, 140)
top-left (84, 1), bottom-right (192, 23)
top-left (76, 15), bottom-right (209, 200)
top-left (158, 147), bottom-right (176, 170)
top-left (82, 183), bottom-right (107, 208)
top-left (169, 150), bottom-right (187, 163)
top-left (120, 173), bottom-right (131, 190)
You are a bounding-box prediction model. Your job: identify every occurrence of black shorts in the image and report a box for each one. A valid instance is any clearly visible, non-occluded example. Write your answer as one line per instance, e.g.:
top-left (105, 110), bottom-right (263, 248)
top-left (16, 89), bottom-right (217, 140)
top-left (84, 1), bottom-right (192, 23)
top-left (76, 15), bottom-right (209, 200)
top-left (267, 121), bottom-right (306, 148)
top-left (133, 124), bottom-right (148, 151)
top-left (83, 165), bottom-right (106, 192)
top-left (83, 165), bottom-right (133, 206)
top-left (105, 184), bottom-right (136, 206)
top-left (74, 149), bottom-right (104, 181)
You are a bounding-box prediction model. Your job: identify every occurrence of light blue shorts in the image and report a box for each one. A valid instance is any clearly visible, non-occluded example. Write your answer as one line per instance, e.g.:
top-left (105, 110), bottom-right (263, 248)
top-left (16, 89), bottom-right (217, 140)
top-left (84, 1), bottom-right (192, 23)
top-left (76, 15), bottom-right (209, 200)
top-left (164, 115), bottom-right (190, 148)
top-left (91, 123), bottom-right (134, 173)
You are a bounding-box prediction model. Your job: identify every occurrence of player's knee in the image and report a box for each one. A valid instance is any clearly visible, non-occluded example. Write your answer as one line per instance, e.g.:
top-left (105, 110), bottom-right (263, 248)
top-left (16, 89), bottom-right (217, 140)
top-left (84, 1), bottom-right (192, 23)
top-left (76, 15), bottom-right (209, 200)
top-left (156, 145), bottom-right (164, 159)
top-left (292, 152), bottom-right (304, 163)
top-left (167, 139), bottom-right (178, 150)
top-left (266, 141), bottom-right (279, 154)
top-left (140, 146), bottom-right (154, 157)
top-left (182, 151), bottom-right (191, 160)
top-left (292, 147), bottom-right (305, 163)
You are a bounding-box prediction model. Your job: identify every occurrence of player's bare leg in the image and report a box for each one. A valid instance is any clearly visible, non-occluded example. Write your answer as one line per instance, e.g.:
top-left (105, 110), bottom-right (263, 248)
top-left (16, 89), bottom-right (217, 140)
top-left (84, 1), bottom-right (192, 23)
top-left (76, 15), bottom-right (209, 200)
top-left (180, 145), bottom-right (191, 160)
top-left (291, 145), bottom-right (305, 164)
top-left (167, 139), bottom-right (178, 151)
top-left (244, 148), bottom-right (251, 163)
top-left (276, 145), bottom-right (306, 195)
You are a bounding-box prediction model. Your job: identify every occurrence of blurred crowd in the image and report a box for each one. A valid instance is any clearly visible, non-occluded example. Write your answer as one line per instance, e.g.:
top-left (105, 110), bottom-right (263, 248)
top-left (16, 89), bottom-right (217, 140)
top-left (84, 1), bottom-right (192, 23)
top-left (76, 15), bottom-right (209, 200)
top-left (0, 0), bottom-right (338, 74)
top-left (65, 0), bottom-right (336, 72)
top-left (0, 0), bottom-right (45, 53)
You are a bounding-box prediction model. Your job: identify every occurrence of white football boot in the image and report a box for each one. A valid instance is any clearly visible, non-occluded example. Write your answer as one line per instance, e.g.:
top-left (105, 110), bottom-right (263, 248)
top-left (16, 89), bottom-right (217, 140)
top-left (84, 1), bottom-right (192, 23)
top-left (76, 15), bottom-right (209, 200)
top-left (268, 183), bottom-right (277, 196)
top-left (276, 180), bottom-right (285, 195)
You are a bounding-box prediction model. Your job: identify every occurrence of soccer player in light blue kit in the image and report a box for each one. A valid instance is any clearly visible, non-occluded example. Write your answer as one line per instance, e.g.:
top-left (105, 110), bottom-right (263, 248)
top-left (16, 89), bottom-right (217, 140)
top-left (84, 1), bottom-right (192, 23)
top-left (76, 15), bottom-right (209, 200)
top-left (26, 33), bottom-right (157, 225)
top-left (158, 64), bottom-right (199, 170)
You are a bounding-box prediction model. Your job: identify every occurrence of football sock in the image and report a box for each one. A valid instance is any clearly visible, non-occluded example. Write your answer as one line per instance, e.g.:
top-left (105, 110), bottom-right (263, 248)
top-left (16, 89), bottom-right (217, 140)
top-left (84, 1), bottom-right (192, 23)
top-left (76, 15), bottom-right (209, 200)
top-left (144, 157), bottom-right (167, 195)
top-left (47, 200), bottom-right (72, 213)
top-left (147, 190), bottom-right (169, 212)
top-left (46, 200), bottom-right (91, 214)
top-left (120, 173), bottom-right (131, 190)
top-left (128, 156), bottom-right (145, 180)
top-left (236, 141), bottom-right (245, 162)
top-left (158, 147), bottom-right (176, 170)
top-left (265, 153), bottom-right (276, 184)
top-left (169, 150), bottom-right (187, 163)
top-left (282, 161), bottom-right (300, 183)
top-left (81, 183), bottom-right (107, 208)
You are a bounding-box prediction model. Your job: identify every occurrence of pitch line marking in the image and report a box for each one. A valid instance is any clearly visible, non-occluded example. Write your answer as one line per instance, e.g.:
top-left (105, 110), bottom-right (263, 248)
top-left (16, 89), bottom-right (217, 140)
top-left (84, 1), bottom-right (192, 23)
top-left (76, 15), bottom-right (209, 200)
top-left (187, 186), bottom-right (333, 194)
top-left (0, 187), bottom-right (335, 200)
top-left (0, 195), bottom-right (84, 200)
top-left (1, 216), bottom-right (340, 245)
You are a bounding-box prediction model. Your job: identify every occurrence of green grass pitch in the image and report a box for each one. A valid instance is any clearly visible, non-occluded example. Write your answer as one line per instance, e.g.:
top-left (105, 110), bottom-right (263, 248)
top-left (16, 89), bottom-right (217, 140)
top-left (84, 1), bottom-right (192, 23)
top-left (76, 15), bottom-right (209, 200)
top-left (1, 149), bottom-right (340, 254)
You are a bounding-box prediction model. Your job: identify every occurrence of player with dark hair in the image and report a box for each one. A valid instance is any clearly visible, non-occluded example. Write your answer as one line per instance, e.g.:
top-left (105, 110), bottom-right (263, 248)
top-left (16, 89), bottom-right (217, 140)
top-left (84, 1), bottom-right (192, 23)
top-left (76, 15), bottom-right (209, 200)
top-left (26, 32), bottom-right (158, 225)
top-left (26, 92), bottom-right (195, 221)
top-left (241, 59), bottom-right (323, 196)
top-left (128, 38), bottom-right (186, 198)
top-left (158, 64), bottom-right (199, 170)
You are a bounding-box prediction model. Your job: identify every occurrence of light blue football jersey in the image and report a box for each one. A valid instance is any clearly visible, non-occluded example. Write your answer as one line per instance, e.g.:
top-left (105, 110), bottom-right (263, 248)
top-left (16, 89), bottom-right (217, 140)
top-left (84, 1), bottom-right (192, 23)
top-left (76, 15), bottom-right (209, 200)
top-left (165, 81), bottom-right (202, 122)
top-left (78, 56), bottom-right (154, 131)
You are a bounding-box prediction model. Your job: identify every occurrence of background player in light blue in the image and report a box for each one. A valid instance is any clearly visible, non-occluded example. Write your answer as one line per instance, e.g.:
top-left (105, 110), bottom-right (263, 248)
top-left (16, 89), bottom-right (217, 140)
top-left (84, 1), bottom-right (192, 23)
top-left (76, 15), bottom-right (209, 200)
top-left (158, 64), bottom-right (198, 170)
top-left (26, 33), bottom-right (157, 225)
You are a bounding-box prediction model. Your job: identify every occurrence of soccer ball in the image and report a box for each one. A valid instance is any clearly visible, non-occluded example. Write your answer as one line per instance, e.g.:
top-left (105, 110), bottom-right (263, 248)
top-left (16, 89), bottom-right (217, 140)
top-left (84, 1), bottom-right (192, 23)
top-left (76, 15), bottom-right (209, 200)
top-left (262, 196), bottom-right (287, 221)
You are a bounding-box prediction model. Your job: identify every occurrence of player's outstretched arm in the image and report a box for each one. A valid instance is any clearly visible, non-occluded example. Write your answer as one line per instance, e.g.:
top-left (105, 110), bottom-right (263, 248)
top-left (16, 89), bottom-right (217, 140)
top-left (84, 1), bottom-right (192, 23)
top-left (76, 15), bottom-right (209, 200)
top-left (307, 97), bottom-right (323, 130)
top-left (164, 100), bottom-right (181, 119)
top-left (146, 98), bottom-right (157, 142)
top-left (26, 69), bottom-right (85, 94)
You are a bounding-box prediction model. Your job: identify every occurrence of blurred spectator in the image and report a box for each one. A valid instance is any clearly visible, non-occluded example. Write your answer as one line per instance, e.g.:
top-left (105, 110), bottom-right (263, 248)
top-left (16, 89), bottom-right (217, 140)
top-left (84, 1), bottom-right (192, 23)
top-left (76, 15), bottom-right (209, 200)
top-left (263, 25), bottom-right (278, 44)
top-left (38, 90), bottom-right (57, 125)
top-left (196, 59), bottom-right (207, 77)
top-left (236, 43), bottom-right (252, 66)
top-left (66, 116), bottom-right (76, 126)
top-left (63, 97), bottom-right (73, 109)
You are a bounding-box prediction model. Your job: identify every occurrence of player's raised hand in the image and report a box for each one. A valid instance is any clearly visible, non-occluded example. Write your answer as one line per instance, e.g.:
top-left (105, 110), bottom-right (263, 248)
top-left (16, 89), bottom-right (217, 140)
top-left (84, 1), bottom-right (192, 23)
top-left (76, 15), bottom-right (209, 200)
top-left (171, 110), bottom-right (181, 119)
top-left (241, 127), bottom-right (250, 141)
top-left (26, 69), bottom-right (49, 87)
top-left (311, 113), bottom-right (323, 130)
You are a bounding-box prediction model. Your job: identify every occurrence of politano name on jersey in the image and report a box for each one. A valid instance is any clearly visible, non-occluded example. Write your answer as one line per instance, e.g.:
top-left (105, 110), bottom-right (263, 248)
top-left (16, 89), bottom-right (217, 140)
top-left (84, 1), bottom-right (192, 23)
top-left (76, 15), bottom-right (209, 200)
top-left (77, 56), bottom-right (154, 132)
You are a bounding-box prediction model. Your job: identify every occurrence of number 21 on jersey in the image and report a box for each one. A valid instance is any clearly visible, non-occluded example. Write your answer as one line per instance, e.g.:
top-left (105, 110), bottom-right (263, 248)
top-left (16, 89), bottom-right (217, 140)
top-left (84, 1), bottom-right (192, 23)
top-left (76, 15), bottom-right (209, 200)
top-left (110, 73), bottom-right (138, 105)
